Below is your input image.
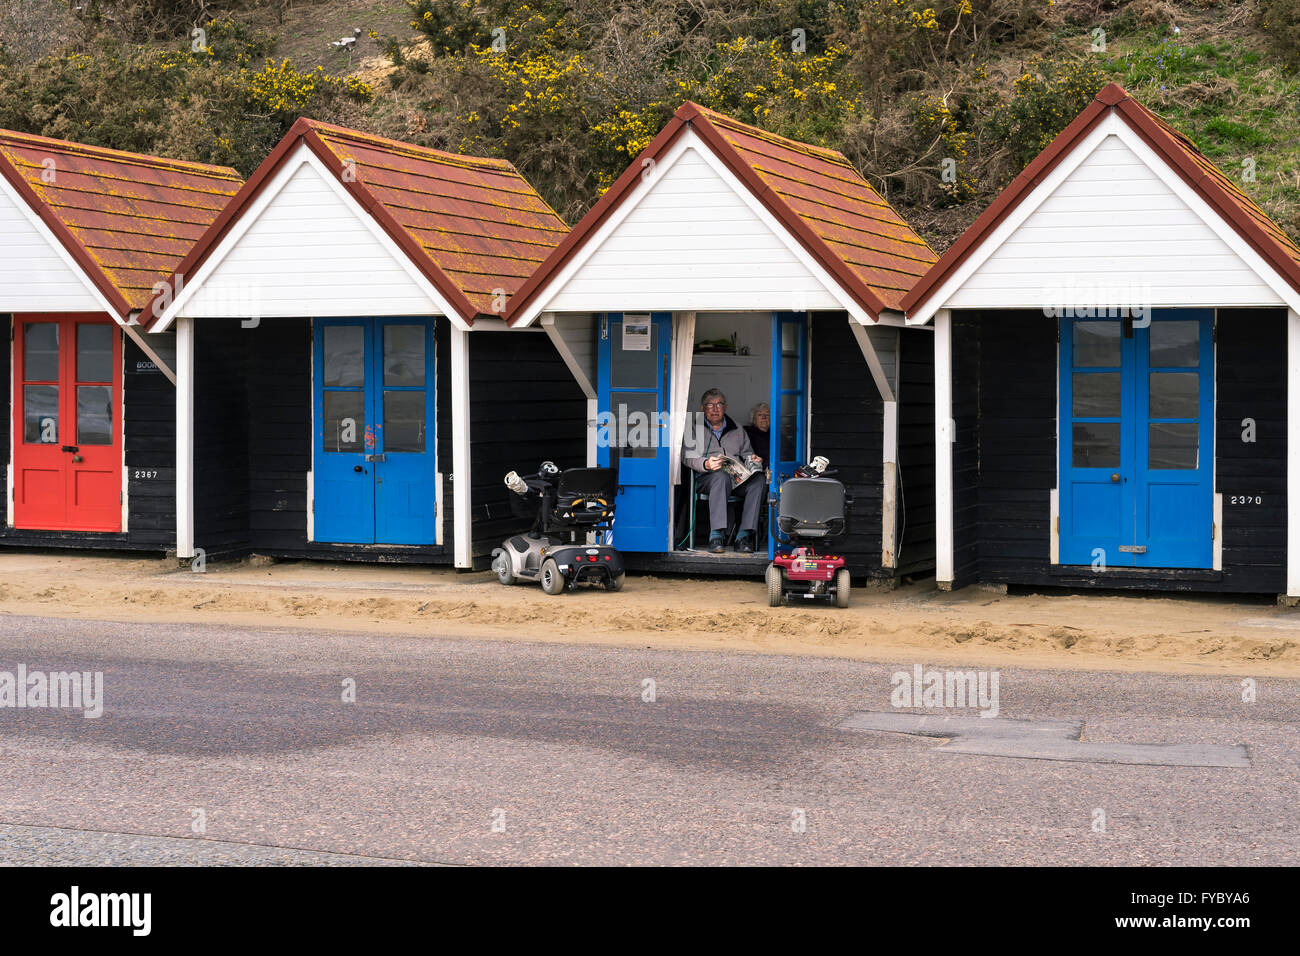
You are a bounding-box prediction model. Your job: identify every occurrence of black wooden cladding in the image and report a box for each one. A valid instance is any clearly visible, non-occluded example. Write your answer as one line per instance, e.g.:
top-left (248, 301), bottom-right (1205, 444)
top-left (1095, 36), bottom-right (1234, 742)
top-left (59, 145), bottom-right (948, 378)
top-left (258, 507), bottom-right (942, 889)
top-left (0, 317), bottom-right (176, 553)
top-left (809, 313), bottom-right (885, 578)
top-left (896, 326), bottom-right (936, 576)
top-left (1215, 308), bottom-right (1286, 592)
top-left (191, 316), bottom-right (454, 564)
top-left (949, 308), bottom-right (1288, 594)
top-left (467, 329), bottom-right (586, 559)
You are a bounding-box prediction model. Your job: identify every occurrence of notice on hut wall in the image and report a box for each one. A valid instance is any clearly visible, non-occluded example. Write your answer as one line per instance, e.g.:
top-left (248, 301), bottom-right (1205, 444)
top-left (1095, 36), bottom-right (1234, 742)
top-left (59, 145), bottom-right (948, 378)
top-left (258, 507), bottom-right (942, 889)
top-left (622, 320), bottom-right (651, 352)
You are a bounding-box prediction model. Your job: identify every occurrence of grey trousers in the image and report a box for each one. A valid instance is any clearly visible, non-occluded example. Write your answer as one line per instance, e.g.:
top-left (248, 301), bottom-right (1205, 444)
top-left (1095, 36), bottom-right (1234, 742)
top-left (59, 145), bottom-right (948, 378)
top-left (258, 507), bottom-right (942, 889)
top-left (698, 470), bottom-right (764, 535)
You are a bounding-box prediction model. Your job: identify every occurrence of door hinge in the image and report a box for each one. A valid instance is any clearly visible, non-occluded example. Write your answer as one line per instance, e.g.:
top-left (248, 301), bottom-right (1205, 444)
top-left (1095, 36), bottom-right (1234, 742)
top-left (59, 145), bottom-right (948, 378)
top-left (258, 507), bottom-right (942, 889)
top-left (1211, 521), bottom-right (1216, 541)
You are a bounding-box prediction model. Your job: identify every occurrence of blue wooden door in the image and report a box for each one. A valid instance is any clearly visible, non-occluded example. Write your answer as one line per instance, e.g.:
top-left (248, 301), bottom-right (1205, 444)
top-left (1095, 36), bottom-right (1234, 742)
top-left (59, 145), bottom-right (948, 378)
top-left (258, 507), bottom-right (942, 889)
top-left (597, 312), bottom-right (671, 551)
top-left (314, 317), bottom-right (436, 545)
top-left (373, 320), bottom-right (437, 545)
top-left (314, 319), bottom-right (374, 544)
top-left (1059, 310), bottom-right (1213, 569)
top-left (770, 312), bottom-right (808, 556)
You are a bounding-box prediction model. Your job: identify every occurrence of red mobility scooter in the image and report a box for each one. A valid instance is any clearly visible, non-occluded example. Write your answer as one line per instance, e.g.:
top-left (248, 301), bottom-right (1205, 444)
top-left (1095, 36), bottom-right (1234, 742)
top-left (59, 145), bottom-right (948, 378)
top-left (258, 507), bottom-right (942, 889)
top-left (766, 456), bottom-right (851, 608)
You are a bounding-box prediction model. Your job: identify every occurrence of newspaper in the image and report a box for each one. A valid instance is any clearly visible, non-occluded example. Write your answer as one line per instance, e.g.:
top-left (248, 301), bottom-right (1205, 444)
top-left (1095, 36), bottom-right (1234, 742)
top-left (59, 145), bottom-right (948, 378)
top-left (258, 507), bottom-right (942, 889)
top-left (716, 454), bottom-right (764, 489)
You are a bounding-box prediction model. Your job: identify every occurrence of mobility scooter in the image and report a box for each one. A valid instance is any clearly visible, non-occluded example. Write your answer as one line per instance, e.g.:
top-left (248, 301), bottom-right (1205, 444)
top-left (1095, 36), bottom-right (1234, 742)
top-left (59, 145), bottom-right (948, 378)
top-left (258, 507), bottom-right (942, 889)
top-left (491, 461), bottom-right (626, 595)
top-left (766, 455), bottom-right (851, 608)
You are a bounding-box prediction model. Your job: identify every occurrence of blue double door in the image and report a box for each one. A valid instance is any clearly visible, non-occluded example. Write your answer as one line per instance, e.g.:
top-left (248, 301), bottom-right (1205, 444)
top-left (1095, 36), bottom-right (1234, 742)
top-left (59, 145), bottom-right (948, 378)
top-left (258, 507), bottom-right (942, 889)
top-left (314, 317), bottom-right (437, 545)
top-left (597, 312), bottom-right (806, 553)
top-left (1059, 309), bottom-right (1214, 569)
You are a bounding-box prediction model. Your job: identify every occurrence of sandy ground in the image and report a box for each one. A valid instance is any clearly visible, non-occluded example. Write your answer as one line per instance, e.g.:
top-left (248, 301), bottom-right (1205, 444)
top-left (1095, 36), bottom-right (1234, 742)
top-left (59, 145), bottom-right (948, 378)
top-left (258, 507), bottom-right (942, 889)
top-left (1, 552), bottom-right (1298, 677)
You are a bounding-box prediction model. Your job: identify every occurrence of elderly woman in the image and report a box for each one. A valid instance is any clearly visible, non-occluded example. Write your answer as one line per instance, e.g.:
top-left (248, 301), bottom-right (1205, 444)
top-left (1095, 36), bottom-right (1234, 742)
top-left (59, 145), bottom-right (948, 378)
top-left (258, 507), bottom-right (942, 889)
top-left (744, 403), bottom-right (771, 470)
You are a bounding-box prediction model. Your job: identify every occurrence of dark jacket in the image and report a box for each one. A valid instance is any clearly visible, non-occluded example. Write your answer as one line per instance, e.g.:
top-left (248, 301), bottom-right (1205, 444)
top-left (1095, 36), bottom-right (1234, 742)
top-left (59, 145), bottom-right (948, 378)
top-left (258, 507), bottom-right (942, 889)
top-left (744, 425), bottom-right (771, 468)
top-left (683, 413), bottom-right (755, 473)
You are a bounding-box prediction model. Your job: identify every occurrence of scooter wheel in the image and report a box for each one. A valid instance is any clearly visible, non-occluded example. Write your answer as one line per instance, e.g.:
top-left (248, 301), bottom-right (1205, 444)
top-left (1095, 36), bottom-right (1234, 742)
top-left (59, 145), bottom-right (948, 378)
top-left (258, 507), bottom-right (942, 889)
top-left (766, 565), bottom-right (784, 607)
top-left (834, 567), bottom-right (851, 608)
top-left (491, 551), bottom-right (515, 586)
top-left (605, 571), bottom-right (626, 592)
top-left (539, 558), bottom-right (566, 595)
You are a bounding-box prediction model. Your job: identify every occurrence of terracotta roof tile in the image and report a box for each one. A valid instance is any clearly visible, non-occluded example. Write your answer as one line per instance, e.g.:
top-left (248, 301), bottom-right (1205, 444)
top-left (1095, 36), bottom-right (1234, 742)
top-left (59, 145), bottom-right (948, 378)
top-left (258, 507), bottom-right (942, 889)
top-left (0, 130), bottom-right (242, 316)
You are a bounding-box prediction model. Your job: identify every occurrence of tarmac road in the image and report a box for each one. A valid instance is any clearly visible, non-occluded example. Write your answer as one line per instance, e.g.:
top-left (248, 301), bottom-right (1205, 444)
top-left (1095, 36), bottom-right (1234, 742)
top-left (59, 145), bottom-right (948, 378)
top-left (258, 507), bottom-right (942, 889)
top-left (0, 613), bottom-right (1294, 865)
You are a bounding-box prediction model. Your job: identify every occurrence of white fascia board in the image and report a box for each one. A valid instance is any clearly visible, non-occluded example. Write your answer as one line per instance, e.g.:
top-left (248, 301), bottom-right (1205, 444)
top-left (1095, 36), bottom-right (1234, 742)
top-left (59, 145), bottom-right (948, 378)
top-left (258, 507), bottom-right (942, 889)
top-left (0, 169), bottom-right (124, 321)
top-left (154, 143), bottom-right (463, 331)
top-left (513, 128), bottom-right (874, 327)
top-left (907, 113), bottom-right (1300, 325)
top-left (1113, 120), bottom-right (1300, 315)
top-left (905, 119), bottom-right (1115, 328)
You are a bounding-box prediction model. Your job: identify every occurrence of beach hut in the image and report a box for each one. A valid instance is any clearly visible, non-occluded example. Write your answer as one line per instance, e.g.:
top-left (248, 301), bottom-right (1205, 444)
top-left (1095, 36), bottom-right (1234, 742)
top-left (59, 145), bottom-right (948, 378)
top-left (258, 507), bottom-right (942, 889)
top-left (0, 130), bottom-right (241, 552)
top-left (506, 102), bottom-right (939, 580)
top-left (901, 83), bottom-right (1300, 599)
top-left (144, 120), bottom-right (580, 568)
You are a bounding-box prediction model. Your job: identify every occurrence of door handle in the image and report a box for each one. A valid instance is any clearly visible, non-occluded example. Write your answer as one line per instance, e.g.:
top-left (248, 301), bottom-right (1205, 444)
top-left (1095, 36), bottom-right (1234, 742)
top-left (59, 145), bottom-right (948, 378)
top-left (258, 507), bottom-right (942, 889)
top-left (72, 454), bottom-right (83, 464)
top-left (1110, 473), bottom-right (1121, 482)
top-left (354, 465), bottom-right (364, 473)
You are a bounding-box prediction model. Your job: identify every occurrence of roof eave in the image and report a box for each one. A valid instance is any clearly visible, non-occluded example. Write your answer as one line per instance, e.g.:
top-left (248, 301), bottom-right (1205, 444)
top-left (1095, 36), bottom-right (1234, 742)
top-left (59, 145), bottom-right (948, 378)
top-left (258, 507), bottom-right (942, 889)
top-left (0, 144), bottom-right (136, 321)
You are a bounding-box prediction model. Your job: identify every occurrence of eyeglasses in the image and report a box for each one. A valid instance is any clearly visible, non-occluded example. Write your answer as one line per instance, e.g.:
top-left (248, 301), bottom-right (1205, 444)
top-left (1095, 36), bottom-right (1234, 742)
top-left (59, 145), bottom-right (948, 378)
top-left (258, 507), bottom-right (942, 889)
top-left (704, 402), bottom-right (727, 409)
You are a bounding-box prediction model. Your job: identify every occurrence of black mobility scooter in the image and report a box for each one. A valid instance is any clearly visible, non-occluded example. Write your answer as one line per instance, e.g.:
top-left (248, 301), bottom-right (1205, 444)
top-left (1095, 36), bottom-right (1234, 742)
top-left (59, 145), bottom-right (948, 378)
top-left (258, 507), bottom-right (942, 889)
top-left (490, 462), bottom-right (626, 595)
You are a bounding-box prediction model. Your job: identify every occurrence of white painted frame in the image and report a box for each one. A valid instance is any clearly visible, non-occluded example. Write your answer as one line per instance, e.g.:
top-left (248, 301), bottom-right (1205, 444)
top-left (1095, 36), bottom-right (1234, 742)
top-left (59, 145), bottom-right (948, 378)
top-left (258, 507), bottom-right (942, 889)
top-left (908, 115), bottom-right (1300, 327)
top-left (450, 324), bottom-right (472, 568)
top-left (934, 309), bottom-right (954, 587)
top-left (512, 129), bottom-right (876, 327)
top-left (152, 144), bottom-right (468, 332)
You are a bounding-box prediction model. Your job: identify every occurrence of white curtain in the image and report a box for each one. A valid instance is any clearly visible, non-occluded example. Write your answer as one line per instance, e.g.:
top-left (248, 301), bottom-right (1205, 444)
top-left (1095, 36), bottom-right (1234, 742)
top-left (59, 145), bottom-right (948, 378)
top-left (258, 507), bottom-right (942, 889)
top-left (668, 311), bottom-right (697, 485)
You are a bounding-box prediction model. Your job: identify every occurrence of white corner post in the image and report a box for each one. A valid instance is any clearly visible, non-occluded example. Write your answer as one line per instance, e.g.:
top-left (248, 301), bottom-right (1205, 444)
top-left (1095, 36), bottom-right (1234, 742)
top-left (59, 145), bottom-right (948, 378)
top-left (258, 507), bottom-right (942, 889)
top-left (1288, 308), bottom-right (1300, 600)
top-left (175, 316), bottom-right (195, 560)
top-left (450, 324), bottom-right (473, 569)
top-left (883, 400), bottom-right (899, 569)
top-left (849, 321), bottom-right (900, 570)
top-left (934, 309), bottom-right (954, 589)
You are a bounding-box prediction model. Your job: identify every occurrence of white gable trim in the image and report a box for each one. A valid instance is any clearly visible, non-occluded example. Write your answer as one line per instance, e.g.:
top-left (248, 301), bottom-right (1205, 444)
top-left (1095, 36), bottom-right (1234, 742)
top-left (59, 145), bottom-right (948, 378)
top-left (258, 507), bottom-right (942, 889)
top-left (512, 127), bottom-right (874, 326)
top-left (153, 143), bottom-right (465, 332)
top-left (0, 167), bottom-right (122, 318)
top-left (907, 113), bottom-right (1300, 325)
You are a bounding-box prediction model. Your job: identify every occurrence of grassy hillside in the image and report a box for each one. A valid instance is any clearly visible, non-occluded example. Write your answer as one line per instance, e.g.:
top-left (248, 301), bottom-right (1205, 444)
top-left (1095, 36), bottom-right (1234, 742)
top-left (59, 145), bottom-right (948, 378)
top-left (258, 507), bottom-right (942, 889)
top-left (1, 0), bottom-right (1297, 252)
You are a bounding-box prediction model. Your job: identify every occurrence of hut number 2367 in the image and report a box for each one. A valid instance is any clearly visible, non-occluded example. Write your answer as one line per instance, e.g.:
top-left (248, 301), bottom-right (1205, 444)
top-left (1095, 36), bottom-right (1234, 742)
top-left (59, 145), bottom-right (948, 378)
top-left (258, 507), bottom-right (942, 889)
top-left (133, 470), bottom-right (159, 480)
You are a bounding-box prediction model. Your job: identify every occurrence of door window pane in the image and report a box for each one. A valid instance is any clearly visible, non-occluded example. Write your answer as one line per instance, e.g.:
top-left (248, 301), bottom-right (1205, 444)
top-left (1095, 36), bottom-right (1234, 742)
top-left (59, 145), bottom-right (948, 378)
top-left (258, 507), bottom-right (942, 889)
top-left (1072, 372), bottom-right (1120, 418)
top-left (1072, 321), bottom-right (1121, 367)
top-left (77, 324), bottom-right (114, 382)
top-left (24, 323), bottom-right (59, 381)
top-left (1149, 372), bottom-right (1198, 419)
top-left (1149, 321), bottom-right (1199, 367)
top-left (23, 385), bottom-right (58, 443)
top-left (322, 326), bottom-right (364, 387)
top-left (322, 391), bottom-right (363, 452)
top-left (77, 385), bottom-right (113, 445)
top-left (1149, 423), bottom-right (1198, 469)
top-left (383, 391), bottom-right (425, 453)
top-left (384, 325), bottom-right (425, 387)
top-left (1072, 422), bottom-right (1120, 468)
top-left (613, 392), bottom-right (659, 459)
top-left (610, 321), bottom-right (657, 388)
top-left (780, 392), bottom-right (798, 462)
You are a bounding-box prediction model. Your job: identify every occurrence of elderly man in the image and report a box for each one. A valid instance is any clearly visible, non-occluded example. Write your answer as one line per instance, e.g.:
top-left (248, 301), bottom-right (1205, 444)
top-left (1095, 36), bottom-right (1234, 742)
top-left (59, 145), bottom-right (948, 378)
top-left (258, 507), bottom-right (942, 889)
top-left (684, 388), bottom-right (765, 553)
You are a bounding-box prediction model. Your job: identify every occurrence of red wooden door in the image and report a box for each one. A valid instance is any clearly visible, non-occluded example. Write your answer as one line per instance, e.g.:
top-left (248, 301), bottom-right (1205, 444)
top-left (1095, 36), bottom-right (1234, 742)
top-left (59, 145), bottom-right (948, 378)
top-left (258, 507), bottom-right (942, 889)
top-left (13, 313), bottom-right (122, 532)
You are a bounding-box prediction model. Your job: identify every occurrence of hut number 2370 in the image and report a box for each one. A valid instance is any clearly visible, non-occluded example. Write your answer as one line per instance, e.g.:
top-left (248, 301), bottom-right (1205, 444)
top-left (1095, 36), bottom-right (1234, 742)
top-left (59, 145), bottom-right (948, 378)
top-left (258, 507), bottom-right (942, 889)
top-left (1229, 495), bottom-right (1263, 505)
